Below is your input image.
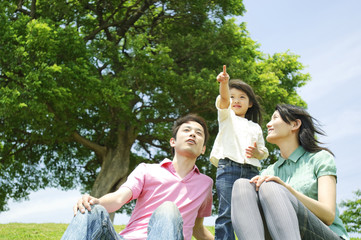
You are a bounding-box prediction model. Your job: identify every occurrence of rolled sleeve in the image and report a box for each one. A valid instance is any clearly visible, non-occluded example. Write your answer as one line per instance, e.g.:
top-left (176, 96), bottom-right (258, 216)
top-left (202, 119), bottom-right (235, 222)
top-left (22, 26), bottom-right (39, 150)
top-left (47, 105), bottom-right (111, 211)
top-left (121, 163), bottom-right (147, 201)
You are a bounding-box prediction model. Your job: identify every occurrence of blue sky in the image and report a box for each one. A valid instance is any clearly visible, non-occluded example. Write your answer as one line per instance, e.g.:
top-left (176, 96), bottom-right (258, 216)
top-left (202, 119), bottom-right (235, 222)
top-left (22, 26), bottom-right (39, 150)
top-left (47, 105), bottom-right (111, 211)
top-left (1, 0), bottom-right (361, 237)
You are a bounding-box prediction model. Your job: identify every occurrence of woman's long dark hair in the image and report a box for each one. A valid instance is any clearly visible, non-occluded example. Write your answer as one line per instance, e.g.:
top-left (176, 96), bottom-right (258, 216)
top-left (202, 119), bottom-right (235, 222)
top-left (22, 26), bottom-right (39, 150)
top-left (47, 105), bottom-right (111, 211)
top-left (276, 104), bottom-right (334, 155)
top-left (229, 79), bottom-right (263, 125)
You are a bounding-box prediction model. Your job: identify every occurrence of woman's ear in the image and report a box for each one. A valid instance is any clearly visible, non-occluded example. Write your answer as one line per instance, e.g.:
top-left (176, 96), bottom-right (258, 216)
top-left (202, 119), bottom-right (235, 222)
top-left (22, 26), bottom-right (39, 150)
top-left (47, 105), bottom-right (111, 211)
top-left (292, 119), bottom-right (302, 130)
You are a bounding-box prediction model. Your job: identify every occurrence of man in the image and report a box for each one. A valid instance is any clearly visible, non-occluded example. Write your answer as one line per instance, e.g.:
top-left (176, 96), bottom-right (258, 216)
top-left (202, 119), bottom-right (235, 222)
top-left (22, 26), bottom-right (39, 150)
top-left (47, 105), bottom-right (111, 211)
top-left (62, 114), bottom-right (214, 240)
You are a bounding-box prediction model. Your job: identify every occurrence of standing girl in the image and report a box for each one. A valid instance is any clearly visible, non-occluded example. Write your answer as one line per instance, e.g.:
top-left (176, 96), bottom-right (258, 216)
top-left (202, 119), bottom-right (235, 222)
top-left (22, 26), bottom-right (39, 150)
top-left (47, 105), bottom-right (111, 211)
top-left (210, 65), bottom-right (269, 240)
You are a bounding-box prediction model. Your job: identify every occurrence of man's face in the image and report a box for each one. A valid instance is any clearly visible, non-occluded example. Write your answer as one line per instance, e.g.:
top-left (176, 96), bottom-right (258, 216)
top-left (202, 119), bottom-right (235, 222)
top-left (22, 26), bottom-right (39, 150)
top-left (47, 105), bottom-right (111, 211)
top-left (170, 121), bottom-right (206, 158)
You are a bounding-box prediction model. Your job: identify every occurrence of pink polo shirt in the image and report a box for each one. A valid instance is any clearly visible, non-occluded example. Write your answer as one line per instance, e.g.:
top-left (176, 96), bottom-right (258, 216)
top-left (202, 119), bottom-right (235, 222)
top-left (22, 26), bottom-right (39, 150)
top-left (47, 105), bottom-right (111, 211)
top-left (119, 159), bottom-right (213, 240)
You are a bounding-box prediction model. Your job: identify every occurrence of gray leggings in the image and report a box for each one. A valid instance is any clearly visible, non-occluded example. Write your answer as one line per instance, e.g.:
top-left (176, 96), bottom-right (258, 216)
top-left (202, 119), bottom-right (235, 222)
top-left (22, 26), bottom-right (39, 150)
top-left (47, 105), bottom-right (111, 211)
top-left (231, 178), bottom-right (341, 240)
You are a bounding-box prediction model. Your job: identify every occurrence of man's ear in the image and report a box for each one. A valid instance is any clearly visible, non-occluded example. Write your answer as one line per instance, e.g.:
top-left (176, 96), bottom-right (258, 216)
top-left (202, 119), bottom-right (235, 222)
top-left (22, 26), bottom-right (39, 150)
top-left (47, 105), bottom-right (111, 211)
top-left (201, 145), bottom-right (206, 155)
top-left (170, 137), bottom-right (176, 147)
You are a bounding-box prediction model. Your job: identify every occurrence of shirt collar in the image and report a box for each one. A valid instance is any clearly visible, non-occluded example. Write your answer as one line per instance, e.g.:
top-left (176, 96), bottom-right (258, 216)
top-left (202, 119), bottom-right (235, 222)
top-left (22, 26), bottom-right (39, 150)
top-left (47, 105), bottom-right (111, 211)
top-left (276, 146), bottom-right (306, 168)
top-left (160, 158), bottom-right (200, 174)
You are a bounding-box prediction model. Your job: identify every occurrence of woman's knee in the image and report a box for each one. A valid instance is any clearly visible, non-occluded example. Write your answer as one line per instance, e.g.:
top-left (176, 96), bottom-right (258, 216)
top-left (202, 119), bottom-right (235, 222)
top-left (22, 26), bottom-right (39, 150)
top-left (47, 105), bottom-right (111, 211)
top-left (258, 181), bottom-right (279, 197)
top-left (258, 181), bottom-right (293, 205)
top-left (232, 178), bottom-right (255, 194)
top-left (233, 178), bottom-right (251, 189)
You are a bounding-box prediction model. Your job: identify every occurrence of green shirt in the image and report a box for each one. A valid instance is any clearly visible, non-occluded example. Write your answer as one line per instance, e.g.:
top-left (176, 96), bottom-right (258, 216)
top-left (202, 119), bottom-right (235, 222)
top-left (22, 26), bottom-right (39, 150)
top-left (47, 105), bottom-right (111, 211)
top-left (261, 146), bottom-right (349, 240)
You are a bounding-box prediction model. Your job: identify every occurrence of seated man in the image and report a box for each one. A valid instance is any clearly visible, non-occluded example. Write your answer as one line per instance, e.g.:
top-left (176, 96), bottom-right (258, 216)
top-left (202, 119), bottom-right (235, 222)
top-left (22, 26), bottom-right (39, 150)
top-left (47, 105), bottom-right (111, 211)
top-left (61, 114), bottom-right (214, 240)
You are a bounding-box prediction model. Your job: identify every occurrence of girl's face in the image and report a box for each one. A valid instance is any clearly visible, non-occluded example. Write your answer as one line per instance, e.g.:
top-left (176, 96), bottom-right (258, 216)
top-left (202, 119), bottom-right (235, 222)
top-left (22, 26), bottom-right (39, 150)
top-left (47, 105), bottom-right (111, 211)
top-left (266, 110), bottom-right (294, 144)
top-left (230, 88), bottom-right (252, 117)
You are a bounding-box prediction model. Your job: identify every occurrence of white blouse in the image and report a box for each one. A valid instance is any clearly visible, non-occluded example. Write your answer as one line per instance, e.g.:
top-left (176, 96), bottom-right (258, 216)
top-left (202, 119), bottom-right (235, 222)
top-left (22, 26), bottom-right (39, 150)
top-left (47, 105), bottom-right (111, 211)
top-left (210, 95), bottom-right (269, 167)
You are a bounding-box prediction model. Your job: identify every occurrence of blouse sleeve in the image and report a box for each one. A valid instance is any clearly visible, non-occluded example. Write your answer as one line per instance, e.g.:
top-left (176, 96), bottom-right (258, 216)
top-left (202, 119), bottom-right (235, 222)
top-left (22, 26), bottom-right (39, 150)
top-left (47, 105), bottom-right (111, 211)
top-left (314, 150), bottom-right (337, 179)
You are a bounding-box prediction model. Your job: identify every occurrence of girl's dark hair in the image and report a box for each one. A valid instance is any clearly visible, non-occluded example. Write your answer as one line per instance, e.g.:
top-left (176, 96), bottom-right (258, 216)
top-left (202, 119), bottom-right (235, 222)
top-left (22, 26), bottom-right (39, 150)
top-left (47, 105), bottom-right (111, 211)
top-left (171, 113), bottom-right (209, 155)
top-left (229, 79), bottom-right (263, 124)
top-left (276, 104), bottom-right (334, 155)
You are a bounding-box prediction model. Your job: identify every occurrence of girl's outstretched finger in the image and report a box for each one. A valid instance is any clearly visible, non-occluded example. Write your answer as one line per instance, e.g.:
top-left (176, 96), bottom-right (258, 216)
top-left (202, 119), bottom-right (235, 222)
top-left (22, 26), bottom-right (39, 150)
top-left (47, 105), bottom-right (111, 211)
top-left (223, 65), bottom-right (227, 74)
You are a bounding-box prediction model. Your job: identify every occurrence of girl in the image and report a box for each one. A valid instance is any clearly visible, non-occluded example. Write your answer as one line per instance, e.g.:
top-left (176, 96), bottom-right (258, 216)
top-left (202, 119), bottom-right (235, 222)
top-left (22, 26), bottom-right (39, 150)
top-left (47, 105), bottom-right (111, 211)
top-left (210, 65), bottom-right (269, 240)
top-left (231, 104), bottom-right (349, 240)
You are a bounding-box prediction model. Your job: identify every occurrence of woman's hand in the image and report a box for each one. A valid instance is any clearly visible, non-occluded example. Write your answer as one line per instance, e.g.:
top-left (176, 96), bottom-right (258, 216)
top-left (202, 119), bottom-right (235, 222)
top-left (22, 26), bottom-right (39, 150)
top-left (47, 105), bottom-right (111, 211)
top-left (250, 175), bottom-right (287, 191)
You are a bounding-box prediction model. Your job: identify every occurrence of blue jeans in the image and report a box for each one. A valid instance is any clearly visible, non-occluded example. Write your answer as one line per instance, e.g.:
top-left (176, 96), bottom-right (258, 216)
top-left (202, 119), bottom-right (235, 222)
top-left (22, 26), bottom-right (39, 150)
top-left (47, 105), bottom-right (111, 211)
top-left (61, 201), bottom-right (184, 240)
top-left (215, 158), bottom-right (259, 240)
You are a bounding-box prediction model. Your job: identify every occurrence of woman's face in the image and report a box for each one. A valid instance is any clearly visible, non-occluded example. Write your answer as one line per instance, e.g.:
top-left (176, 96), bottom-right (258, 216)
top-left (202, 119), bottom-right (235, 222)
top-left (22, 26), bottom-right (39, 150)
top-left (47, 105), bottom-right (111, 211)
top-left (266, 110), bottom-right (294, 144)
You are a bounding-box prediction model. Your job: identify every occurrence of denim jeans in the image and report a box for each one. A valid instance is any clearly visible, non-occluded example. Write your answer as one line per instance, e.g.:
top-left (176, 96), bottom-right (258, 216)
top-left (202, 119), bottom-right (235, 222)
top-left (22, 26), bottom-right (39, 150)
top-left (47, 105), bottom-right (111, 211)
top-left (215, 158), bottom-right (259, 240)
top-left (61, 201), bottom-right (184, 240)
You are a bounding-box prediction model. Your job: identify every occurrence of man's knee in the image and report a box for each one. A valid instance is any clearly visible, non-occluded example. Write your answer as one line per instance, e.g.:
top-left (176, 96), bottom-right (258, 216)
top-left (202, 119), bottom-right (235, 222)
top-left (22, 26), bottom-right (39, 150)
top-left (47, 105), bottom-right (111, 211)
top-left (155, 201), bottom-right (180, 218)
top-left (91, 204), bottom-right (107, 213)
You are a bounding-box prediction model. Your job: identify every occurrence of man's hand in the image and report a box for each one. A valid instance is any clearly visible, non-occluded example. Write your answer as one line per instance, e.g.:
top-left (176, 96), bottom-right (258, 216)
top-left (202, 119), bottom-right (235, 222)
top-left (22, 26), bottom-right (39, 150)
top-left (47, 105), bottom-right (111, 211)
top-left (73, 194), bottom-right (100, 216)
top-left (217, 65), bottom-right (229, 83)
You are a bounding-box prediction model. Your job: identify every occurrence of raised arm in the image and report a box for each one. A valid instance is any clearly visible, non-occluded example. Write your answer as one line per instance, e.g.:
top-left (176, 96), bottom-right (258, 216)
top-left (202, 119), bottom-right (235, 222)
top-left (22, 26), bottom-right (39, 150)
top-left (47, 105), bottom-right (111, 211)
top-left (74, 186), bottom-right (132, 216)
top-left (217, 65), bottom-right (230, 109)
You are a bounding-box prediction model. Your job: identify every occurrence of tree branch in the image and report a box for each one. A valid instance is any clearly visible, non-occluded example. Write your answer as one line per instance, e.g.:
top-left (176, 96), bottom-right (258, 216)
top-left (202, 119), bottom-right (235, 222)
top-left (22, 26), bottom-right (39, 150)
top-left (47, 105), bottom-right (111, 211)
top-left (72, 131), bottom-right (106, 157)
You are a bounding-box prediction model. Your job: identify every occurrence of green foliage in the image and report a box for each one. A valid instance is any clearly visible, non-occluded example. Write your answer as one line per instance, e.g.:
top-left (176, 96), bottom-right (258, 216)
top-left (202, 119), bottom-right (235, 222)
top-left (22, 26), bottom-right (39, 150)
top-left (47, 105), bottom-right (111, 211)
top-left (340, 189), bottom-right (361, 234)
top-left (0, 0), bottom-right (309, 213)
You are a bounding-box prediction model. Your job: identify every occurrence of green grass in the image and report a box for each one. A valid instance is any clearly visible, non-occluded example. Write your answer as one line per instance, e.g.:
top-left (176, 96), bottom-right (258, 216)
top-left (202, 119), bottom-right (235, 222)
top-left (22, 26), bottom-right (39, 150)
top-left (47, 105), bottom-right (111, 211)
top-left (0, 223), bottom-right (358, 240)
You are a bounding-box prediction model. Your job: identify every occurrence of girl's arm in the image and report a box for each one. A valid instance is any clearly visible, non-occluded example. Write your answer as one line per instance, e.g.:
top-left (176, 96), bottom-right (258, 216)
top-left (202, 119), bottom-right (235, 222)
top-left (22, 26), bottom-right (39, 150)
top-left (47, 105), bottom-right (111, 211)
top-left (217, 65), bottom-right (230, 109)
top-left (252, 175), bottom-right (336, 225)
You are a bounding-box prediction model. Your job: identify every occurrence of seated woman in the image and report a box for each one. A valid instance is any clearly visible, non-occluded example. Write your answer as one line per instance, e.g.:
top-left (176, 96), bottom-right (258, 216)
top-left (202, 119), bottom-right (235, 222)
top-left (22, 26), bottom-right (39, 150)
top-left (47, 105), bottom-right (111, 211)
top-left (231, 104), bottom-right (349, 240)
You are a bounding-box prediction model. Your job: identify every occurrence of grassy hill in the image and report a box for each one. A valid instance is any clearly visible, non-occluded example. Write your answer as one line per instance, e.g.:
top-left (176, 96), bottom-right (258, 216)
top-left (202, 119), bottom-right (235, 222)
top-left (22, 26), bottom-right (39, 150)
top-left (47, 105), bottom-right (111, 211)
top-left (0, 223), bottom-right (358, 240)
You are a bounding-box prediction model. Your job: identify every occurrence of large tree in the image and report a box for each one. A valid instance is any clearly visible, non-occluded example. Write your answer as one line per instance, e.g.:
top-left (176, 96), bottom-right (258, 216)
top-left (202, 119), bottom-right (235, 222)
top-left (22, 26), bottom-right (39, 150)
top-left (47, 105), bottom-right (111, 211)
top-left (0, 0), bottom-right (309, 214)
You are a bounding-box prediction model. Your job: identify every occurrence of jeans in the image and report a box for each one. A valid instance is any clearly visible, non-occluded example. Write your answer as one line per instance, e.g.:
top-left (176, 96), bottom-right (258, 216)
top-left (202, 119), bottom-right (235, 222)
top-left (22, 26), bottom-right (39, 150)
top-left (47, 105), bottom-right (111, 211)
top-left (215, 158), bottom-right (259, 240)
top-left (231, 179), bottom-right (342, 240)
top-left (61, 201), bottom-right (184, 240)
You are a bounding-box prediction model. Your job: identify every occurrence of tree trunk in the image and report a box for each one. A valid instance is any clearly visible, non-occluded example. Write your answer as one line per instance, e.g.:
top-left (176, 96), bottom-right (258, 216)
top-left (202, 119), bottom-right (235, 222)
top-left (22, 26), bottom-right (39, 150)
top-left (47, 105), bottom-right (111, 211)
top-left (90, 127), bottom-right (137, 222)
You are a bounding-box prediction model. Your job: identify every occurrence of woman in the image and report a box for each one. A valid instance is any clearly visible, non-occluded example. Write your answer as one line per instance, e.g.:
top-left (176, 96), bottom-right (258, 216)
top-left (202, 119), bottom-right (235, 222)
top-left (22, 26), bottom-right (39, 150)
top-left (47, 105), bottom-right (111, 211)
top-left (231, 104), bottom-right (349, 240)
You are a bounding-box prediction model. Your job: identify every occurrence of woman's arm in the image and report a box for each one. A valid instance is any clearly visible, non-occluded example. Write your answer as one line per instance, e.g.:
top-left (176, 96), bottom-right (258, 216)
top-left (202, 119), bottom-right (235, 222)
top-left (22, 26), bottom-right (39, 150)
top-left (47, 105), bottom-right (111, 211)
top-left (289, 175), bottom-right (336, 225)
top-left (252, 175), bottom-right (336, 225)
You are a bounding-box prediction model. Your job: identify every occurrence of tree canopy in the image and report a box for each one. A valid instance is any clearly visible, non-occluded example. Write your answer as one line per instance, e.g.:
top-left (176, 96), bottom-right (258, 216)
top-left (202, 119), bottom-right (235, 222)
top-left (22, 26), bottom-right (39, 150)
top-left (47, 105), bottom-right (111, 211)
top-left (0, 0), bottom-right (309, 213)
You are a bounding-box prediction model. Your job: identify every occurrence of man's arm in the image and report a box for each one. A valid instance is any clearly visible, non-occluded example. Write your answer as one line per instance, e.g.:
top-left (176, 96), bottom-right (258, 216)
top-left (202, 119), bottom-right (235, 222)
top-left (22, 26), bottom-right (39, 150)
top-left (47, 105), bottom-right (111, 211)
top-left (74, 187), bottom-right (132, 215)
top-left (192, 217), bottom-right (214, 240)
